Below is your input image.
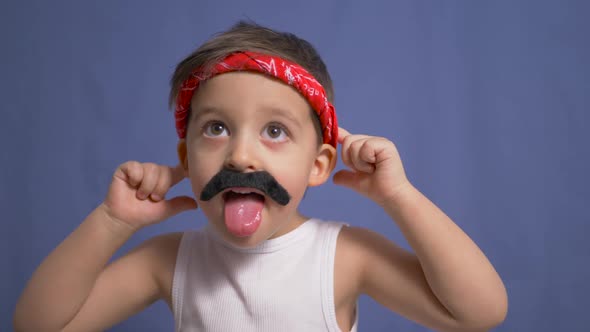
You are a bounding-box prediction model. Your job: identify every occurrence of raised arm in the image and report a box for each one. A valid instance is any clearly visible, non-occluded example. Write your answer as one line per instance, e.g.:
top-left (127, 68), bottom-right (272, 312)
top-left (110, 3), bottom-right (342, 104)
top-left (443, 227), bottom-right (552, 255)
top-left (333, 128), bottom-right (507, 331)
top-left (13, 162), bottom-right (197, 332)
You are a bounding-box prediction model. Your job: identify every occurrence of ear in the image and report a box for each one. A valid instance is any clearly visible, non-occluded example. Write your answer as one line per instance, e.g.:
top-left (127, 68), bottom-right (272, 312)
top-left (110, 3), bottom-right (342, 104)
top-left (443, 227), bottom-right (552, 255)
top-left (177, 139), bottom-right (189, 175)
top-left (308, 144), bottom-right (337, 187)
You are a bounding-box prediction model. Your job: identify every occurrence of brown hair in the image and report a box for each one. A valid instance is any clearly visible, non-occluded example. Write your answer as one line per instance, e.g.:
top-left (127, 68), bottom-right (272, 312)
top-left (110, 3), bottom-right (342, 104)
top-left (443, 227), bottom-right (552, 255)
top-left (168, 21), bottom-right (334, 144)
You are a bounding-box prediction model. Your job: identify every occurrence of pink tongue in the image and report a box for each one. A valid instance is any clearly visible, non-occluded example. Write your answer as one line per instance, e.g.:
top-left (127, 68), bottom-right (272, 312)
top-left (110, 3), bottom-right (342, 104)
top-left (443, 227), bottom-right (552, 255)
top-left (224, 193), bottom-right (264, 237)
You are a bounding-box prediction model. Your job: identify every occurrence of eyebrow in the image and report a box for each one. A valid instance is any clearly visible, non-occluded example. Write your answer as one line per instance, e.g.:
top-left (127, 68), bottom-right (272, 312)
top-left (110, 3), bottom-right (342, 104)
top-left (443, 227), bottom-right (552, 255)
top-left (191, 105), bottom-right (305, 129)
top-left (190, 106), bottom-right (221, 124)
top-left (262, 106), bottom-right (303, 129)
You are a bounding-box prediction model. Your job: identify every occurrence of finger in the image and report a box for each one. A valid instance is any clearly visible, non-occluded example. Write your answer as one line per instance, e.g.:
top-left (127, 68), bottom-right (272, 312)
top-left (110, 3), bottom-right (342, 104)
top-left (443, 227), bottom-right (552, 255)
top-left (118, 161), bottom-right (143, 188)
top-left (137, 163), bottom-right (160, 200)
top-left (337, 127), bottom-right (351, 144)
top-left (168, 164), bottom-right (187, 187)
top-left (359, 139), bottom-right (378, 164)
top-left (342, 137), bottom-right (370, 171)
top-left (340, 138), bottom-right (353, 170)
top-left (359, 137), bottom-right (396, 167)
top-left (332, 169), bottom-right (361, 189)
top-left (158, 196), bottom-right (198, 220)
top-left (340, 134), bottom-right (369, 169)
top-left (350, 140), bottom-right (376, 173)
top-left (151, 170), bottom-right (170, 202)
top-left (151, 164), bottom-right (185, 201)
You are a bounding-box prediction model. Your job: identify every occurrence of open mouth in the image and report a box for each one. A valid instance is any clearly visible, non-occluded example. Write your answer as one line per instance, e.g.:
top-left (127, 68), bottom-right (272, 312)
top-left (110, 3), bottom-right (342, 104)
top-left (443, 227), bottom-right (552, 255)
top-left (222, 187), bottom-right (266, 202)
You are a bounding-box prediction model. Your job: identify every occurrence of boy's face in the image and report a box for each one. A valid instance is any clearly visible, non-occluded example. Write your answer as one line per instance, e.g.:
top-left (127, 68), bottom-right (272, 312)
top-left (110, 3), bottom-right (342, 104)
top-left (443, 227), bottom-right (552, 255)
top-left (178, 72), bottom-right (336, 247)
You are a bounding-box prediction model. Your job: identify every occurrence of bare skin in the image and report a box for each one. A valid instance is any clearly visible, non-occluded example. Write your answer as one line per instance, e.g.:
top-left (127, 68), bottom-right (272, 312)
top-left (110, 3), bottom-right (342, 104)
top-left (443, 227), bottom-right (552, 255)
top-left (14, 73), bottom-right (507, 332)
top-left (14, 157), bottom-right (506, 332)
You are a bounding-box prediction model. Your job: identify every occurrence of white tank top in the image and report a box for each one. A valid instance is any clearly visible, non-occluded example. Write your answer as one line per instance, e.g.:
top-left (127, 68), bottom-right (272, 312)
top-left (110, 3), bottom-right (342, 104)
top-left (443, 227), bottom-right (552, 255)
top-left (172, 218), bottom-right (358, 332)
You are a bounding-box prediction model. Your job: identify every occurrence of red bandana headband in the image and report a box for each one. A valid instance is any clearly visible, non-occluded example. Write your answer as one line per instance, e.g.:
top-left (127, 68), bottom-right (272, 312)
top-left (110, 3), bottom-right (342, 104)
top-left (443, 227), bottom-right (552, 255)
top-left (174, 51), bottom-right (338, 147)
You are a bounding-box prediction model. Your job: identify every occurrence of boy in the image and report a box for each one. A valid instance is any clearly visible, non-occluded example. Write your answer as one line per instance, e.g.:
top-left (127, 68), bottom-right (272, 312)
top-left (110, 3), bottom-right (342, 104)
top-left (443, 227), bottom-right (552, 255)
top-left (14, 21), bottom-right (507, 331)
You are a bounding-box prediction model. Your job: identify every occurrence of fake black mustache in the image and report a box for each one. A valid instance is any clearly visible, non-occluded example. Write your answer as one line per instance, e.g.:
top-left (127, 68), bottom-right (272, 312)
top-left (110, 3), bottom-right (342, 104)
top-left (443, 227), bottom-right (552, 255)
top-left (199, 168), bottom-right (291, 206)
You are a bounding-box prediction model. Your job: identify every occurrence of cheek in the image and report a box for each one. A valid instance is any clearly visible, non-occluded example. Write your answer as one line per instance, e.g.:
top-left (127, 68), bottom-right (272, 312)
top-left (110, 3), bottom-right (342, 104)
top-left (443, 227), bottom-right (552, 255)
top-left (280, 178), bottom-right (307, 205)
top-left (272, 156), bottom-right (315, 201)
top-left (186, 145), bottom-right (222, 196)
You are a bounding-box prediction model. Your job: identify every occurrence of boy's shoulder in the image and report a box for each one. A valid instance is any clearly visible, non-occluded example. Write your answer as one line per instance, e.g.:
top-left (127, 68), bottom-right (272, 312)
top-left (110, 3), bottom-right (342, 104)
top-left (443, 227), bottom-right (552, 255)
top-left (140, 231), bottom-right (183, 262)
top-left (334, 225), bottom-right (406, 299)
top-left (144, 231), bottom-right (184, 273)
top-left (134, 232), bottom-right (184, 306)
top-left (333, 224), bottom-right (405, 319)
top-left (336, 224), bottom-right (386, 259)
top-left (334, 226), bottom-right (376, 291)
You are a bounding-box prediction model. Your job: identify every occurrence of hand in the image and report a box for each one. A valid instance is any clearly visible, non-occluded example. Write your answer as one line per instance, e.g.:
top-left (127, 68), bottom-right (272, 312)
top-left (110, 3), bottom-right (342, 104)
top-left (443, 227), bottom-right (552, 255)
top-left (333, 128), bottom-right (411, 206)
top-left (102, 161), bottom-right (197, 230)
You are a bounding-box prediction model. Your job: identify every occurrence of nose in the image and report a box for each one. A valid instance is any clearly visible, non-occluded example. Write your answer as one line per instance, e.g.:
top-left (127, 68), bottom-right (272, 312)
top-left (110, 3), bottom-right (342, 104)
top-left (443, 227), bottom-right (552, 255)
top-left (224, 133), bottom-right (260, 172)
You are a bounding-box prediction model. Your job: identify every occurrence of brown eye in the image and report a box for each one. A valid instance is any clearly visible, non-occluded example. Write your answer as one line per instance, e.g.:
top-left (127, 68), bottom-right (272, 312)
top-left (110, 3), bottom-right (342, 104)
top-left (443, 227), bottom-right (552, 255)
top-left (267, 125), bottom-right (282, 138)
top-left (204, 122), bottom-right (228, 137)
top-left (262, 124), bottom-right (288, 142)
top-left (211, 123), bottom-right (224, 135)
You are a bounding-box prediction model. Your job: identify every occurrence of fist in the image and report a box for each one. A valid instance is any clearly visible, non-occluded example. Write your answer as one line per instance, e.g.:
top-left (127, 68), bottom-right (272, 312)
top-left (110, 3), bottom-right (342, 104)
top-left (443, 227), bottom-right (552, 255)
top-left (102, 161), bottom-right (197, 230)
top-left (333, 128), bottom-right (410, 206)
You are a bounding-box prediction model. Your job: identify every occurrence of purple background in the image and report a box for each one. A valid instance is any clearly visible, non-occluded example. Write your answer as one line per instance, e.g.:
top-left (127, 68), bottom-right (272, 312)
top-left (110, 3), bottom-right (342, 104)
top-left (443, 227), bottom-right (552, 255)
top-left (2, 1), bottom-right (589, 331)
